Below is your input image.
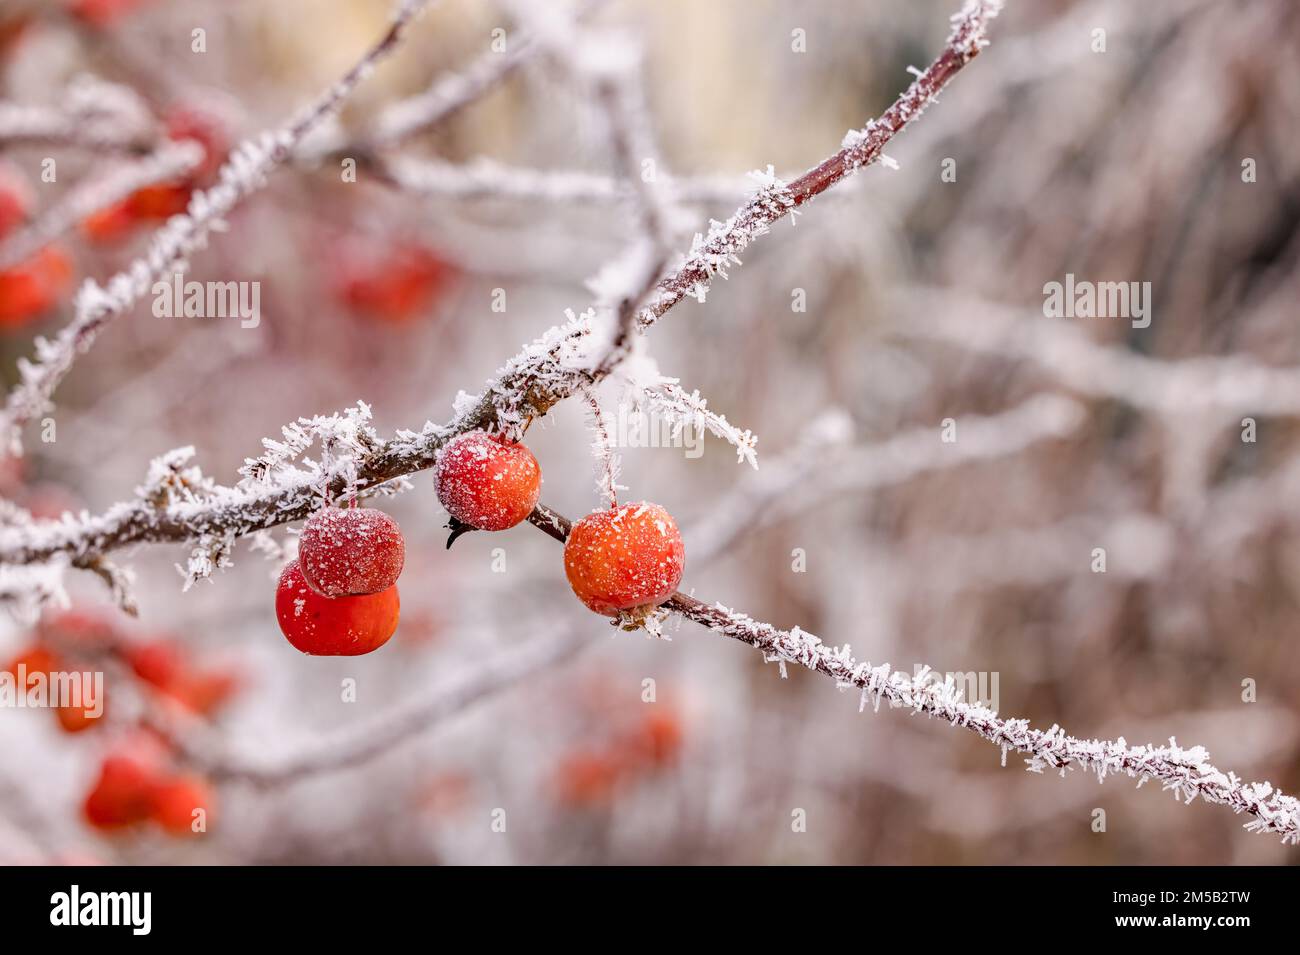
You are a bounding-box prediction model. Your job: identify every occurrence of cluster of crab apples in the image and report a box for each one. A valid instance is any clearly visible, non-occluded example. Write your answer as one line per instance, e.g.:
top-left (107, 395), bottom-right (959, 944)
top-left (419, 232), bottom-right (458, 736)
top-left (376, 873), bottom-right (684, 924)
top-left (275, 430), bottom-right (686, 656)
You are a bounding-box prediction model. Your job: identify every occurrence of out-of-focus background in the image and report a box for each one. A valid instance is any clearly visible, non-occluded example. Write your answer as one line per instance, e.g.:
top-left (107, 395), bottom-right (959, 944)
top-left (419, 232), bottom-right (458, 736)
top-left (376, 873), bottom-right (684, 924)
top-left (1, 0), bottom-right (1298, 864)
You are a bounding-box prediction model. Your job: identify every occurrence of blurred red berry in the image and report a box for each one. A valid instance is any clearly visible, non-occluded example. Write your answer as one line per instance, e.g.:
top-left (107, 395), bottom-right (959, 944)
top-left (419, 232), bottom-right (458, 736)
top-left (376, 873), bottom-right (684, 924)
top-left (68, 0), bottom-right (153, 28)
top-left (53, 700), bottom-right (104, 734)
top-left (336, 244), bottom-right (454, 324)
top-left (127, 182), bottom-right (192, 220)
top-left (83, 754), bottom-right (159, 831)
top-left (628, 710), bottom-right (684, 767)
top-left (0, 161), bottom-right (32, 240)
top-left (0, 15), bottom-right (33, 61)
top-left (6, 636), bottom-right (108, 734)
top-left (0, 247), bottom-right (73, 329)
top-left (80, 106), bottom-right (224, 243)
top-left (3, 644), bottom-right (58, 688)
top-left (126, 637), bottom-right (240, 716)
top-left (165, 104), bottom-right (231, 179)
top-left (40, 608), bottom-right (121, 649)
top-left (80, 201), bottom-right (137, 242)
top-left (554, 750), bottom-right (624, 808)
top-left (149, 775), bottom-right (215, 836)
top-left (166, 668), bottom-right (240, 717)
top-left (125, 639), bottom-right (185, 689)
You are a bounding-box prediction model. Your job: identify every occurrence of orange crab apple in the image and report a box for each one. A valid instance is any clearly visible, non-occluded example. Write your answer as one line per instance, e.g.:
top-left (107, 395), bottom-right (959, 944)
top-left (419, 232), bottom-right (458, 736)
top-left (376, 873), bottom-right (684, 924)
top-left (563, 502), bottom-right (685, 616)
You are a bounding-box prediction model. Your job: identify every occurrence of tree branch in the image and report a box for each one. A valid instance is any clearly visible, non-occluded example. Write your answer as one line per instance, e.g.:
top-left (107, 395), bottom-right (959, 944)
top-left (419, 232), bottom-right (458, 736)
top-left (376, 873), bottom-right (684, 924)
top-left (0, 0), bottom-right (1006, 569)
top-left (665, 594), bottom-right (1300, 844)
top-left (523, 499), bottom-right (1293, 844)
top-left (0, 0), bottom-right (438, 454)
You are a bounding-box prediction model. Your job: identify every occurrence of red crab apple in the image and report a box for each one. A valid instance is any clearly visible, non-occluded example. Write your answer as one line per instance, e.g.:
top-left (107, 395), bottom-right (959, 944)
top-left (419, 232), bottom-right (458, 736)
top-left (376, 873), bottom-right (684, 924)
top-left (275, 559), bottom-right (399, 656)
top-left (298, 505), bottom-right (405, 597)
top-left (435, 431), bottom-right (541, 537)
top-left (563, 502), bottom-right (685, 616)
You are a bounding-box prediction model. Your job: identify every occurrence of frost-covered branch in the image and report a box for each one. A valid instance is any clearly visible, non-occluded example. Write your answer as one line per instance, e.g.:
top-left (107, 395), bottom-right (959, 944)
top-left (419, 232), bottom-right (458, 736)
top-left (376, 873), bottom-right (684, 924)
top-left (375, 154), bottom-right (755, 206)
top-left (636, 0), bottom-right (1004, 331)
top-left (451, 0), bottom-right (1006, 441)
top-left (193, 394), bottom-right (1058, 789)
top-left (341, 0), bottom-right (607, 155)
top-left (0, 0), bottom-right (437, 453)
top-left (632, 379), bottom-right (760, 469)
top-left (591, 77), bottom-right (678, 371)
top-left (520, 501), bottom-right (1299, 844)
top-left (0, 0), bottom-right (1006, 578)
top-left (366, 0), bottom-right (1001, 415)
top-left (689, 395), bottom-right (1081, 558)
top-left (668, 594), bottom-right (1300, 844)
top-left (0, 76), bottom-right (158, 154)
top-left (898, 286), bottom-right (1300, 419)
top-left (583, 390), bottom-right (623, 508)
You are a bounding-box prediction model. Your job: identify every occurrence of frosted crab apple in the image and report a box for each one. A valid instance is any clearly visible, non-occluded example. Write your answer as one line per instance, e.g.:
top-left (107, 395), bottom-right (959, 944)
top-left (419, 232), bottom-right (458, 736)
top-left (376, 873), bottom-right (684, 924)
top-left (435, 431), bottom-right (541, 534)
top-left (298, 505), bottom-right (405, 597)
top-left (563, 503), bottom-right (685, 616)
top-left (275, 559), bottom-right (398, 656)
